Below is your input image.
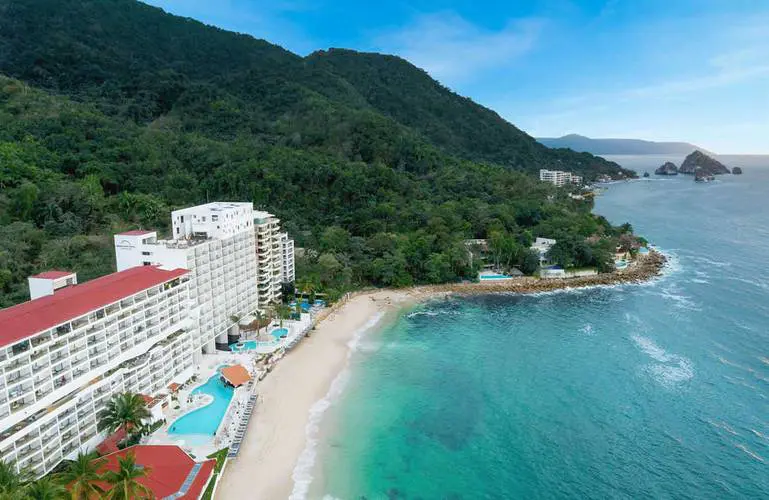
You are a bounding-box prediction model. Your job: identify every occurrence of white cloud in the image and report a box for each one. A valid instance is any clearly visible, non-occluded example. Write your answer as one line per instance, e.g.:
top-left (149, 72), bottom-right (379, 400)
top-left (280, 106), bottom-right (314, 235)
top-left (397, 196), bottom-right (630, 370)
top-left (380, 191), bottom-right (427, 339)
top-left (372, 12), bottom-right (543, 85)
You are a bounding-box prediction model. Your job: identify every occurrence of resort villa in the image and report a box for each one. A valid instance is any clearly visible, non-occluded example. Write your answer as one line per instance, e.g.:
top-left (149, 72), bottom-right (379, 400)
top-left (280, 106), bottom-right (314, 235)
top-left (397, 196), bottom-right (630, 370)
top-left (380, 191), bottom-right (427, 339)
top-left (539, 169), bottom-right (583, 186)
top-left (531, 237), bottom-right (557, 266)
top-left (0, 202), bottom-right (301, 478)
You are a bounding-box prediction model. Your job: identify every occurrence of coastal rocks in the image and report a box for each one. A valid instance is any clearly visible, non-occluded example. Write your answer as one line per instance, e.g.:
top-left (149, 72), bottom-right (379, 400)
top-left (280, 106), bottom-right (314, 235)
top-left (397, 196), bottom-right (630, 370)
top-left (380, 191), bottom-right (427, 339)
top-left (694, 168), bottom-right (715, 183)
top-left (679, 150), bottom-right (730, 175)
top-left (655, 162), bottom-right (678, 175)
top-left (732, 167), bottom-right (743, 175)
top-left (416, 251), bottom-right (667, 296)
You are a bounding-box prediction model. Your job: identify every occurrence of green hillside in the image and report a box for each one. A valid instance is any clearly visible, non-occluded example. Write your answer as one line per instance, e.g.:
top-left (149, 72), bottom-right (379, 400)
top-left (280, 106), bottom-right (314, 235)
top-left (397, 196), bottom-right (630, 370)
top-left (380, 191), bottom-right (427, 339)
top-left (0, 0), bottom-right (636, 306)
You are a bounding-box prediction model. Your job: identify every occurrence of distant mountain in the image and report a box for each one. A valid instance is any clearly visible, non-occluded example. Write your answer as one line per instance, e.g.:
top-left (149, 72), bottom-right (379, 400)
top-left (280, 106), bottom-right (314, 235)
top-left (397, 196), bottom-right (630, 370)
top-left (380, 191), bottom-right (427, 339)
top-left (537, 134), bottom-right (712, 156)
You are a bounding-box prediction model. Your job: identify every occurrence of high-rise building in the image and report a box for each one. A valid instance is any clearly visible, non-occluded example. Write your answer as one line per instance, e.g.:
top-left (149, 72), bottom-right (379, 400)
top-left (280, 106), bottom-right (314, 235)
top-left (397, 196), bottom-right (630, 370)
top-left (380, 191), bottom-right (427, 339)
top-left (280, 233), bottom-right (295, 284)
top-left (114, 202), bottom-right (259, 352)
top-left (0, 267), bottom-right (194, 476)
top-left (253, 211), bottom-right (295, 308)
top-left (0, 202), bottom-right (296, 477)
top-left (539, 169), bottom-right (583, 186)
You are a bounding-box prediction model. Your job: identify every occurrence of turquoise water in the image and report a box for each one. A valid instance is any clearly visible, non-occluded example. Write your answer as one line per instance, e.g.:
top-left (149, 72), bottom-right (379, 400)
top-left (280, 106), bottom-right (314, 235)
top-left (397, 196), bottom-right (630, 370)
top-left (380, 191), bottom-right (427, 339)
top-left (169, 370), bottom-right (234, 437)
top-left (479, 274), bottom-right (512, 280)
top-left (311, 172), bottom-right (769, 499)
top-left (272, 327), bottom-right (289, 339)
top-left (229, 328), bottom-right (288, 352)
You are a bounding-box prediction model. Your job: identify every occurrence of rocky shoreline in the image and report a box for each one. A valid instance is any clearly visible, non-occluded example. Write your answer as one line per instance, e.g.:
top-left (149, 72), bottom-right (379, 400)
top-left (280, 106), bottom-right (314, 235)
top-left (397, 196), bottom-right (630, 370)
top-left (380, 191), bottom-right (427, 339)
top-left (408, 250), bottom-right (667, 297)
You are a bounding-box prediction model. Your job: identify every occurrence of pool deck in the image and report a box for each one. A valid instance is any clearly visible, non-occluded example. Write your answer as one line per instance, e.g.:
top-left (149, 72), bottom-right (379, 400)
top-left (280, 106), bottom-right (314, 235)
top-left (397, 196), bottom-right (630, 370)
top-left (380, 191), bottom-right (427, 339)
top-left (143, 309), bottom-right (321, 460)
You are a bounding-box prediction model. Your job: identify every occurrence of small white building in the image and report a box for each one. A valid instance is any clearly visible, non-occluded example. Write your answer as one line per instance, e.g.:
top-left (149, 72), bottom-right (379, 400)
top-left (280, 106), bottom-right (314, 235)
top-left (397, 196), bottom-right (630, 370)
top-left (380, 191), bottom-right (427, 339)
top-left (531, 237), bottom-right (557, 266)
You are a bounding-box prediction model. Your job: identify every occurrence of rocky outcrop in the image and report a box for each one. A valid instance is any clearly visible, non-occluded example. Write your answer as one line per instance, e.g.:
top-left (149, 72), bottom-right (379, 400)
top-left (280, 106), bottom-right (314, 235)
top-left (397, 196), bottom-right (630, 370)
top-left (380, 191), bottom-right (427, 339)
top-left (655, 162), bottom-right (678, 175)
top-left (694, 168), bottom-right (715, 182)
top-left (732, 167), bottom-right (743, 175)
top-left (679, 150), bottom-right (730, 175)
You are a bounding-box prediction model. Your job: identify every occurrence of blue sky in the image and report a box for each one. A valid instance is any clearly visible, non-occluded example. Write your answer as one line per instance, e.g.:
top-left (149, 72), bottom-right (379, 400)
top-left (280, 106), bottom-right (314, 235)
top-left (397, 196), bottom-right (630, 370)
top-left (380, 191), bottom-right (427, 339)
top-left (143, 0), bottom-right (769, 153)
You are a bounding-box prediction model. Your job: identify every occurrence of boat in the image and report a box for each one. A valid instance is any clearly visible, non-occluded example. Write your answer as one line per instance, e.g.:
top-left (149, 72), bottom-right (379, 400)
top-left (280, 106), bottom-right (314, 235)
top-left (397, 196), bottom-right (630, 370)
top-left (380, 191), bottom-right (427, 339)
top-left (643, 171), bottom-right (650, 178)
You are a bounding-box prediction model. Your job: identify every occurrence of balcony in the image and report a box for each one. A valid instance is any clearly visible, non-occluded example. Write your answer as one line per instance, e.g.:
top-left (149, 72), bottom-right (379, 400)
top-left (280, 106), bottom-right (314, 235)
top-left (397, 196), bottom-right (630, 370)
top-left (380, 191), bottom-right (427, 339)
top-left (11, 398), bottom-right (33, 414)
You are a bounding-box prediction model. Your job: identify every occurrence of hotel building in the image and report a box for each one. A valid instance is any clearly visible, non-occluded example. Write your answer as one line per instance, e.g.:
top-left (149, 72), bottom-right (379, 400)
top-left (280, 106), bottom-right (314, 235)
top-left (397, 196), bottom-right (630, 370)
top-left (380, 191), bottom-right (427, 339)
top-left (539, 169), bottom-right (583, 187)
top-left (0, 267), bottom-right (195, 477)
top-left (0, 202), bottom-right (296, 476)
top-left (114, 202), bottom-right (260, 352)
top-left (253, 211), bottom-right (295, 306)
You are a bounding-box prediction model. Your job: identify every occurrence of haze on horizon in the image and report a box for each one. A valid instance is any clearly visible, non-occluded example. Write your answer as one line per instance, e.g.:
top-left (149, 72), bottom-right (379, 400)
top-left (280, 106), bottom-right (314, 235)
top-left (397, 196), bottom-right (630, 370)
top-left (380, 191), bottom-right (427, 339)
top-left (143, 0), bottom-right (768, 154)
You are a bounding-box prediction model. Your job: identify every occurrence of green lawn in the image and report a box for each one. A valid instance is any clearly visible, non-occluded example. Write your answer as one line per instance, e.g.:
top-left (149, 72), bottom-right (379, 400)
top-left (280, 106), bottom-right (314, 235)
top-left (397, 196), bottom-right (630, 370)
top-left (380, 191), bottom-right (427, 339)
top-left (201, 448), bottom-right (229, 500)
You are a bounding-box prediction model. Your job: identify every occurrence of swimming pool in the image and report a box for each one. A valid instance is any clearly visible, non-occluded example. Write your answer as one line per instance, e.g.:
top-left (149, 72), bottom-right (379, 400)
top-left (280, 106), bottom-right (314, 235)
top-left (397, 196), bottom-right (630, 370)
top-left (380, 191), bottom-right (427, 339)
top-left (479, 274), bottom-right (513, 280)
top-left (168, 369), bottom-right (234, 437)
top-left (271, 327), bottom-right (288, 339)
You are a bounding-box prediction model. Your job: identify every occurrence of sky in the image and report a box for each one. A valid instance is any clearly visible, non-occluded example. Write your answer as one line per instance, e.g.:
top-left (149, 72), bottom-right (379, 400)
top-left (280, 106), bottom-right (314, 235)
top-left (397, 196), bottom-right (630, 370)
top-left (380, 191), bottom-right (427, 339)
top-left (142, 0), bottom-right (769, 154)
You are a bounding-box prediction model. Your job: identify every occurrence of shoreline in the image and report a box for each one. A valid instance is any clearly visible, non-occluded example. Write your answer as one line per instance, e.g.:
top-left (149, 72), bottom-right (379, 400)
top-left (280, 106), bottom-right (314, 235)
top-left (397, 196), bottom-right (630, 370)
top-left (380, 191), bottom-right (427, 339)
top-left (217, 251), bottom-right (666, 499)
top-left (216, 290), bottom-right (414, 500)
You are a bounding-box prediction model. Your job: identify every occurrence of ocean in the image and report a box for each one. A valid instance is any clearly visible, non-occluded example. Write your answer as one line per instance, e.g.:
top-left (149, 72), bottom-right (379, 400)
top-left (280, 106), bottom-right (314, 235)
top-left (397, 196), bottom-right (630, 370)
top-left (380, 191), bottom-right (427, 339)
top-left (306, 169), bottom-right (769, 499)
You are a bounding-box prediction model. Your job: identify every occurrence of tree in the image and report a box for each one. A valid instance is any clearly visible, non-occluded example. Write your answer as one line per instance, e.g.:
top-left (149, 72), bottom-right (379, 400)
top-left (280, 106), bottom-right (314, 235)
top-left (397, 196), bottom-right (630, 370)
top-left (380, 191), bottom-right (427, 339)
top-left (255, 310), bottom-right (263, 336)
top-left (101, 453), bottom-right (153, 500)
top-left (60, 452), bottom-right (106, 500)
top-left (24, 476), bottom-right (68, 500)
top-left (317, 253), bottom-right (342, 286)
top-left (275, 304), bottom-right (292, 328)
top-left (0, 460), bottom-right (31, 497)
top-left (98, 392), bottom-right (151, 437)
top-left (319, 226), bottom-right (350, 253)
top-left (519, 249), bottom-right (541, 275)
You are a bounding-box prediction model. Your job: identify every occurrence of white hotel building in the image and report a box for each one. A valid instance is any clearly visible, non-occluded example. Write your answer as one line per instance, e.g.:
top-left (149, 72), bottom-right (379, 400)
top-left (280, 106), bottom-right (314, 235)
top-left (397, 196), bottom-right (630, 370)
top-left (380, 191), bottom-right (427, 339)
top-left (539, 169), bottom-right (583, 187)
top-left (115, 202), bottom-right (261, 352)
top-left (0, 202), bottom-right (296, 476)
top-left (0, 267), bottom-right (195, 477)
top-left (253, 211), bottom-right (295, 306)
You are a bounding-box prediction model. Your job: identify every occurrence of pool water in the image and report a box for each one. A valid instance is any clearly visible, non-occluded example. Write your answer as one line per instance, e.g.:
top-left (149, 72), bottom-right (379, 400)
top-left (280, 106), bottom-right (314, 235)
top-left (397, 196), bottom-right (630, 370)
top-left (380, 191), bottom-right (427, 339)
top-left (168, 369), bottom-right (234, 437)
top-left (271, 327), bottom-right (288, 339)
top-left (479, 274), bottom-right (512, 280)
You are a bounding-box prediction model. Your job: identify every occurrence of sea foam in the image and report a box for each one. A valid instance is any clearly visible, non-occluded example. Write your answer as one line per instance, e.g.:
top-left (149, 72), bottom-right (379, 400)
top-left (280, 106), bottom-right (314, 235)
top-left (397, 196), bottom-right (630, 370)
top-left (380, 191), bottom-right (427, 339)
top-left (631, 333), bottom-right (694, 388)
top-left (289, 312), bottom-right (386, 500)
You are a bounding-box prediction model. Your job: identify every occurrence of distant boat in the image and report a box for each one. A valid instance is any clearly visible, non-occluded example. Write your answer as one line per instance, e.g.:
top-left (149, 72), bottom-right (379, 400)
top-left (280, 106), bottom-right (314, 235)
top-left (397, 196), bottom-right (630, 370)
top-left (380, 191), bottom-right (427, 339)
top-left (643, 172), bottom-right (650, 178)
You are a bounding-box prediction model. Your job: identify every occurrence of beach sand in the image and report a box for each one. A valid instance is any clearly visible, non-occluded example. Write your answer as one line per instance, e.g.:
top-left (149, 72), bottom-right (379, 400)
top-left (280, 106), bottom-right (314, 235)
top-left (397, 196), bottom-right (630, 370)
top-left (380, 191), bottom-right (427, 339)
top-left (217, 290), bottom-right (411, 500)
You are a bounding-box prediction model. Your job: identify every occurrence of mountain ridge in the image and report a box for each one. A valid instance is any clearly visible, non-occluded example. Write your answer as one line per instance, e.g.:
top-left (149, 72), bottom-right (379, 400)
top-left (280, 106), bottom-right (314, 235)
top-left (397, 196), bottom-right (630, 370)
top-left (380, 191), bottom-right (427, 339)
top-left (0, 0), bottom-right (632, 180)
top-left (538, 134), bottom-right (712, 156)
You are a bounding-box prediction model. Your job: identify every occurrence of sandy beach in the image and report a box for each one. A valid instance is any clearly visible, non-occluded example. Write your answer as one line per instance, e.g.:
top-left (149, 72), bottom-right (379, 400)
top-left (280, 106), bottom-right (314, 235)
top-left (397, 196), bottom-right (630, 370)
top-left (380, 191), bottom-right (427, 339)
top-left (217, 290), bottom-right (412, 500)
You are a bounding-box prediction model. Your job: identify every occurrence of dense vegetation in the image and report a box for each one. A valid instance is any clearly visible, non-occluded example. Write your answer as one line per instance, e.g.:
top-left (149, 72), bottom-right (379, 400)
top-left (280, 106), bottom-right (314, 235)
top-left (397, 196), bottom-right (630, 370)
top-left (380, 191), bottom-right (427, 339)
top-left (0, 0), bottom-right (637, 307)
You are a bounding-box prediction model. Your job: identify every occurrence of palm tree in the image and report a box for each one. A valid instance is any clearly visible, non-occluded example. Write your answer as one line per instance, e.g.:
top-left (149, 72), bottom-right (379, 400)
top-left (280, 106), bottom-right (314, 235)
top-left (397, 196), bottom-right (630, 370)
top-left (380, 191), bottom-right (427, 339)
top-left (98, 392), bottom-right (150, 438)
top-left (59, 452), bottom-right (105, 500)
top-left (294, 301), bottom-right (302, 317)
top-left (0, 460), bottom-right (31, 497)
top-left (255, 310), bottom-right (263, 336)
top-left (275, 304), bottom-right (292, 328)
top-left (25, 476), bottom-right (67, 500)
top-left (101, 453), bottom-right (152, 500)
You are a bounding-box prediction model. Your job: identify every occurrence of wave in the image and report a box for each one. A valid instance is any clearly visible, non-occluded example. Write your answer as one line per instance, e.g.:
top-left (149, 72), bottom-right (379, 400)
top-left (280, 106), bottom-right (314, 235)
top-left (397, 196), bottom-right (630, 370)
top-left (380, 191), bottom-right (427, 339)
top-left (689, 255), bottom-right (732, 268)
top-left (631, 334), bottom-right (694, 388)
top-left (579, 324), bottom-right (595, 336)
top-left (729, 276), bottom-right (769, 292)
top-left (736, 443), bottom-right (765, 463)
top-left (406, 309), bottom-right (459, 319)
top-left (655, 283), bottom-right (701, 311)
top-left (289, 312), bottom-right (386, 500)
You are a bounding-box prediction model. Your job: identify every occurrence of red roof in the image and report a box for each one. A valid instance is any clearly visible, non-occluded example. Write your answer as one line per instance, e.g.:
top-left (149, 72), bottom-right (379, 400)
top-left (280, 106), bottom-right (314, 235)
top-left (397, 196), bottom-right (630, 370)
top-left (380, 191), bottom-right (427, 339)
top-left (29, 270), bottom-right (73, 280)
top-left (96, 427), bottom-right (127, 456)
top-left (0, 266), bottom-right (188, 348)
top-left (118, 230), bottom-right (153, 236)
top-left (95, 445), bottom-right (215, 500)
